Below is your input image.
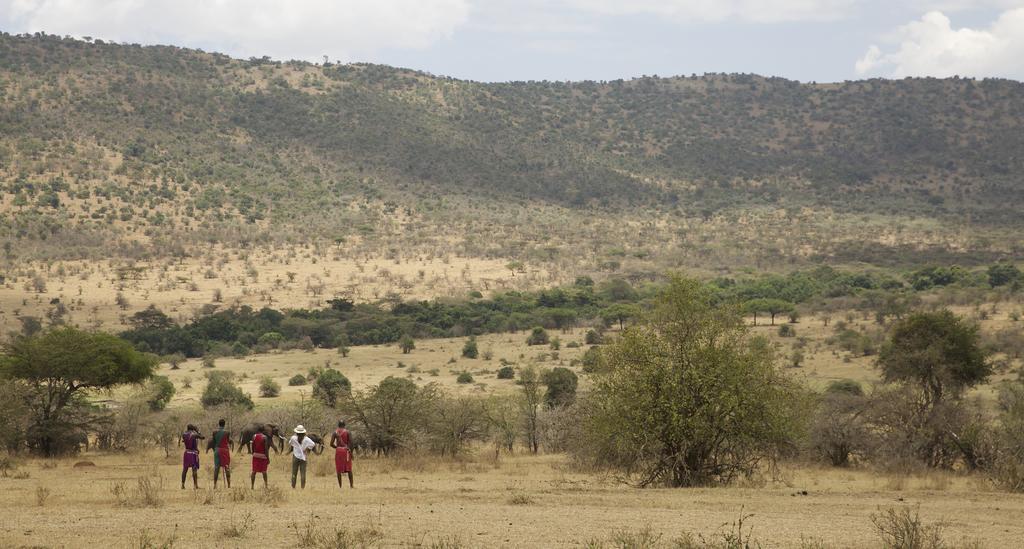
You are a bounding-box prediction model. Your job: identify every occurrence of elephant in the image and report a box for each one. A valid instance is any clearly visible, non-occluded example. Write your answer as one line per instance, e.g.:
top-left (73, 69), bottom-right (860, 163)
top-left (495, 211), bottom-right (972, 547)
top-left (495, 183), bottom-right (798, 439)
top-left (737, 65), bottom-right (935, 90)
top-left (305, 432), bottom-right (327, 454)
top-left (236, 423), bottom-right (286, 454)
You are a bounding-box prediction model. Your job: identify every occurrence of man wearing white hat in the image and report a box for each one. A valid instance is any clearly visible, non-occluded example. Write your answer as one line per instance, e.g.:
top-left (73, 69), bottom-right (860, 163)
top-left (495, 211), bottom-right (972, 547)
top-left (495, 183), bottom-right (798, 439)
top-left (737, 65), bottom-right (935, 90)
top-left (288, 425), bottom-right (318, 489)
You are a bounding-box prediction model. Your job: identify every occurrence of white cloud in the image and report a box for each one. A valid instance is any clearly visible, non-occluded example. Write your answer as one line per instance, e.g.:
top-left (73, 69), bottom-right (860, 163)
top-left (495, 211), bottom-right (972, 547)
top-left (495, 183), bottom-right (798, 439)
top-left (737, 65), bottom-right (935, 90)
top-left (855, 9), bottom-right (1024, 78)
top-left (560, 0), bottom-right (857, 23)
top-left (2, 0), bottom-right (471, 61)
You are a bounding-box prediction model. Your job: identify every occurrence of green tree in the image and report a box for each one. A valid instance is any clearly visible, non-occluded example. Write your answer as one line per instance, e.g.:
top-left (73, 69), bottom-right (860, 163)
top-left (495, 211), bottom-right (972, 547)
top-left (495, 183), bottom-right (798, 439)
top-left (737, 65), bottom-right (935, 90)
top-left (200, 371), bottom-right (253, 410)
top-left (989, 263), bottom-right (1022, 288)
top-left (526, 327), bottom-right (549, 346)
top-left (580, 276), bottom-right (807, 487)
top-left (0, 327), bottom-right (156, 455)
top-left (313, 368), bottom-right (351, 407)
top-left (145, 375), bottom-right (176, 411)
top-left (258, 376), bottom-right (281, 398)
top-left (541, 367), bottom-right (578, 407)
top-left (399, 334), bottom-right (416, 354)
top-left (745, 298), bottom-right (794, 326)
top-left (462, 337), bottom-right (479, 359)
top-left (601, 303), bottom-right (641, 330)
top-left (878, 310), bottom-right (991, 408)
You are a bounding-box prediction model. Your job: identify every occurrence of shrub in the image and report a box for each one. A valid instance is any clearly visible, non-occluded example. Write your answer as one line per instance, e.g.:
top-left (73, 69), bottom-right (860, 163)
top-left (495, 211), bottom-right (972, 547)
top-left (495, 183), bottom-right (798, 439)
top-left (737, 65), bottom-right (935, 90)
top-left (400, 335), bottom-right (415, 354)
top-left (871, 506), bottom-right (945, 549)
top-left (778, 324), bottom-right (796, 337)
top-left (526, 327), bottom-right (549, 346)
top-left (497, 366), bottom-right (515, 379)
top-left (288, 374), bottom-right (307, 386)
top-left (456, 372), bottom-right (474, 384)
top-left (312, 369), bottom-right (350, 407)
top-left (579, 276), bottom-right (808, 487)
top-left (259, 376), bottom-right (281, 398)
top-left (200, 371), bottom-right (253, 410)
top-left (257, 332), bottom-right (284, 349)
top-left (827, 379), bottom-right (864, 396)
top-left (541, 367), bottom-right (578, 407)
top-left (201, 356), bottom-right (216, 369)
top-left (462, 337), bottom-right (479, 359)
top-left (146, 375), bottom-right (176, 411)
top-left (584, 329), bottom-right (604, 345)
top-left (581, 346), bottom-right (603, 373)
top-left (549, 338), bottom-right (561, 351)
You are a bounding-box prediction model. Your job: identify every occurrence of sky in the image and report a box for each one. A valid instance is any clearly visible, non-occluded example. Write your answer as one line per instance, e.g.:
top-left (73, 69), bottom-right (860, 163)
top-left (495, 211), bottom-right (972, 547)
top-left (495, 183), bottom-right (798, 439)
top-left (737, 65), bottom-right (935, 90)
top-left (2, 1), bottom-right (1023, 82)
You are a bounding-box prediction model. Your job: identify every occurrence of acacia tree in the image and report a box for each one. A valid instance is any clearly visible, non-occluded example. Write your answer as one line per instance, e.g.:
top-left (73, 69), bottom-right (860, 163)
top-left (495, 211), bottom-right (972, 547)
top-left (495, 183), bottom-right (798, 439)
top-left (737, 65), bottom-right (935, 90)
top-left (875, 310), bottom-right (992, 468)
top-left (342, 377), bottom-right (438, 455)
top-left (0, 327), bottom-right (156, 455)
top-left (878, 310), bottom-right (990, 408)
top-left (581, 276), bottom-right (807, 487)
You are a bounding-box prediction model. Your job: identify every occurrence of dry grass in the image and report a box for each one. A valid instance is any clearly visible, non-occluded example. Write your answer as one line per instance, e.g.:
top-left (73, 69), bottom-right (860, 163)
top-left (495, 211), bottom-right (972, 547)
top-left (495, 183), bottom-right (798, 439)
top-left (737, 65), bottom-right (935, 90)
top-left (1, 450), bottom-right (1022, 547)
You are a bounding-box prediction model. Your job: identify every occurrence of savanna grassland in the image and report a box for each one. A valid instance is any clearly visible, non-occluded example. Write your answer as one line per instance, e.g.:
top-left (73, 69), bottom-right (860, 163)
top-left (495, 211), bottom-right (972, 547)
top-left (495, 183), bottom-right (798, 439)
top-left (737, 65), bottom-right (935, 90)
top-left (3, 32), bottom-right (1024, 549)
top-left (3, 451), bottom-right (1023, 548)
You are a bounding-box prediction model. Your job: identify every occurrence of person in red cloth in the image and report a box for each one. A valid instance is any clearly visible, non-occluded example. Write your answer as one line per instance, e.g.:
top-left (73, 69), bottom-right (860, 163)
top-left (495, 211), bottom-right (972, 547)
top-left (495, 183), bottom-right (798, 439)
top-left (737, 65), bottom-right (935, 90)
top-left (250, 429), bottom-right (271, 489)
top-left (180, 424), bottom-right (204, 490)
top-left (330, 420), bottom-right (354, 489)
top-left (207, 418), bottom-right (232, 488)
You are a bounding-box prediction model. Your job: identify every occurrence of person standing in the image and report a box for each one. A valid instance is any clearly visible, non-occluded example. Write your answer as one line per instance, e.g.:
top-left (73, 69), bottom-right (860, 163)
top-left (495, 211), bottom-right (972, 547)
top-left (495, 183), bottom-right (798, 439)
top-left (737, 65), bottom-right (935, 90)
top-left (330, 420), bottom-right (354, 489)
top-left (209, 418), bottom-right (232, 488)
top-left (180, 424), bottom-right (204, 490)
top-left (288, 425), bottom-right (318, 489)
top-left (250, 429), bottom-right (270, 489)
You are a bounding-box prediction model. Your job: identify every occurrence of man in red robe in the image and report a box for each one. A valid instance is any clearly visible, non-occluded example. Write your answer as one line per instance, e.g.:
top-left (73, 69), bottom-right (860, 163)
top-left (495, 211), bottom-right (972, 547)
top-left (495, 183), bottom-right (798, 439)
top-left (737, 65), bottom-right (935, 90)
top-left (330, 420), bottom-right (354, 489)
top-left (250, 429), bottom-right (270, 489)
top-left (208, 418), bottom-right (232, 488)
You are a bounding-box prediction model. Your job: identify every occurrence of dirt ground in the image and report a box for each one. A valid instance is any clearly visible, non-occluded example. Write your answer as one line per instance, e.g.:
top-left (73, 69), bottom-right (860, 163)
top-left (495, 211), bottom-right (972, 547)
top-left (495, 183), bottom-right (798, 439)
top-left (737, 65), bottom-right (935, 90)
top-left (1, 450), bottom-right (1021, 548)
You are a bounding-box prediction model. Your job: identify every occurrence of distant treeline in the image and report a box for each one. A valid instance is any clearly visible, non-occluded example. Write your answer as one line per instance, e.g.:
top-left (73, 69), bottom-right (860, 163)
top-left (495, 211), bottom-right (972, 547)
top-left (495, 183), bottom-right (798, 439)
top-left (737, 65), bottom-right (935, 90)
top-left (119, 263), bottom-right (1021, 359)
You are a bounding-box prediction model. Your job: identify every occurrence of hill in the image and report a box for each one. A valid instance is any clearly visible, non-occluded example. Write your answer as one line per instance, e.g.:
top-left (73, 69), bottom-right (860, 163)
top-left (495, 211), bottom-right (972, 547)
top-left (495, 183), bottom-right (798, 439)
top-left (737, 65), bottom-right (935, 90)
top-left (1, 32), bottom-right (1023, 270)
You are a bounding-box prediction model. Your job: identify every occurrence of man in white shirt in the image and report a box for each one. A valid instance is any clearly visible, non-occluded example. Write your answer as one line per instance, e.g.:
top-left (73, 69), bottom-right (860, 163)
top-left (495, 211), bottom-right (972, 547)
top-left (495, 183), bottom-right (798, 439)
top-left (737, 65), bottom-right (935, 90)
top-left (288, 425), bottom-right (320, 489)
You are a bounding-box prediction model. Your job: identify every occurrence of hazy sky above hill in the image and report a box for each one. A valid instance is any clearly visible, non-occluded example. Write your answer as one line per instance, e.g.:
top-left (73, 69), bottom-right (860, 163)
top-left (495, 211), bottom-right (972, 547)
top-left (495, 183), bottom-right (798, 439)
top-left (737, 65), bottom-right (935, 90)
top-left (3, 0), bottom-right (1023, 82)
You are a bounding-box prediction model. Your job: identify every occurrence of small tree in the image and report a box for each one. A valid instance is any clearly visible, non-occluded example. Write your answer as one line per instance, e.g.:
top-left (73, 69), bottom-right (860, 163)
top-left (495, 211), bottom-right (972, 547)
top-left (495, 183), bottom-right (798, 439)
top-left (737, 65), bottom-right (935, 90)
top-left (200, 371), bottom-right (253, 410)
top-left (313, 369), bottom-right (350, 407)
top-left (399, 335), bottom-right (416, 354)
top-left (146, 375), bottom-right (176, 411)
top-left (580, 276), bottom-right (807, 487)
top-left (601, 303), bottom-right (641, 330)
top-left (519, 366), bottom-right (542, 454)
top-left (878, 310), bottom-right (991, 408)
top-left (526, 327), bottom-right (549, 346)
top-left (581, 346), bottom-right (604, 373)
top-left (462, 337), bottom-right (479, 359)
top-left (541, 367), bottom-right (578, 407)
top-left (259, 376), bottom-right (281, 398)
top-left (342, 377), bottom-right (439, 455)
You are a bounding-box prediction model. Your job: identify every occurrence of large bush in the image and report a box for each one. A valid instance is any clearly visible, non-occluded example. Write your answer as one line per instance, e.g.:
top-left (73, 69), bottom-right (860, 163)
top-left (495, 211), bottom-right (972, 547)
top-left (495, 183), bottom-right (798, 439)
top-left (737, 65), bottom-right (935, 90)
top-left (577, 276), bottom-right (808, 487)
top-left (541, 367), bottom-right (578, 408)
top-left (200, 371), bottom-right (253, 410)
top-left (312, 369), bottom-right (350, 407)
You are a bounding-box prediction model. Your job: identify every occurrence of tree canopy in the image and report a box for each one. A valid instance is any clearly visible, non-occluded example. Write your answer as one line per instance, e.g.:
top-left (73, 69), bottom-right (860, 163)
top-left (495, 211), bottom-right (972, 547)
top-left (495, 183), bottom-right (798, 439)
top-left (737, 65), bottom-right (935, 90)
top-left (0, 327), bottom-right (156, 455)
top-left (877, 310), bottom-right (991, 406)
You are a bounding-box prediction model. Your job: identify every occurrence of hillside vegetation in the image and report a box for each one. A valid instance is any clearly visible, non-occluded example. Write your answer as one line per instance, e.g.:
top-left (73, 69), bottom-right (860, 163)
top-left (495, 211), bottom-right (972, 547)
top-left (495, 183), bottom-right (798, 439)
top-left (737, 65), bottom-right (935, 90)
top-left (1, 32), bottom-right (1023, 270)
